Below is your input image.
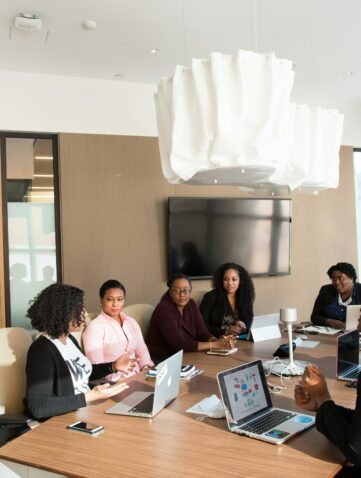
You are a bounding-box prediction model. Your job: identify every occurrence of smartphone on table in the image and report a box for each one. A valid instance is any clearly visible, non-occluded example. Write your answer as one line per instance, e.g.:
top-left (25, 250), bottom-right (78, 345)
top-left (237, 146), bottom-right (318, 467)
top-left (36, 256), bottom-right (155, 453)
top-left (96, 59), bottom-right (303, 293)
top-left (67, 421), bottom-right (104, 435)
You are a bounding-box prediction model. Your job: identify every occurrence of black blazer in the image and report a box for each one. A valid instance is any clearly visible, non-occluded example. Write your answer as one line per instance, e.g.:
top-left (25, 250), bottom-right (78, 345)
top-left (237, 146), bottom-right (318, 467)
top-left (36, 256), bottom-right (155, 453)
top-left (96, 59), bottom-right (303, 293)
top-left (199, 289), bottom-right (253, 338)
top-left (25, 334), bottom-right (113, 420)
top-left (316, 371), bottom-right (361, 468)
top-left (311, 283), bottom-right (361, 326)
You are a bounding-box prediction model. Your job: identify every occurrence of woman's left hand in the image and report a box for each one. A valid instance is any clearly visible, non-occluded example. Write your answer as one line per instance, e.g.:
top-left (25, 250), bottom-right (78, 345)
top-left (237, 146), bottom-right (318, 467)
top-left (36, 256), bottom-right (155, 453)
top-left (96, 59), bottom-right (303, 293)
top-left (302, 364), bottom-right (331, 406)
top-left (227, 321), bottom-right (246, 335)
top-left (219, 335), bottom-right (237, 349)
top-left (113, 352), bottom-right (138, 374)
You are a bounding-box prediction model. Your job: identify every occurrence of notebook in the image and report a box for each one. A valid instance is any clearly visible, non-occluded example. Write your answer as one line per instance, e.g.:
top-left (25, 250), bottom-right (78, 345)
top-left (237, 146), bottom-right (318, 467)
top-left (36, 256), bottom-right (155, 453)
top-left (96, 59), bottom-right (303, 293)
top-left (106, 350), bottom-right (182, 418)
top-left (336, 330), bottom-right (361, 382)
top-left (345, 305), bottom-right (361, 332)
top-left (217, 360), bottom-right (315, 445)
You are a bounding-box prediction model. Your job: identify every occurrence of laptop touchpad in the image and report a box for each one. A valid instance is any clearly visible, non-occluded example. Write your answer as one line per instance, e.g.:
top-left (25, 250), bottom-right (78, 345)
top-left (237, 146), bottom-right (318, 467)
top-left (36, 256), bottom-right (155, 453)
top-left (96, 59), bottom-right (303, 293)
top-left (106, 391), bottom-right (152, 414)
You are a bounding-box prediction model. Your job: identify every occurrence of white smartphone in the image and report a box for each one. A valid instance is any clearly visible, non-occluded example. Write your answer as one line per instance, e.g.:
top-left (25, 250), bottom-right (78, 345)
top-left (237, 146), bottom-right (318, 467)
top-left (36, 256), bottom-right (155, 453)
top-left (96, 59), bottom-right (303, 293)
top-left (206, 348), bottom-right (238, 356)
top-left (67, 421), bottom-right (104, 435)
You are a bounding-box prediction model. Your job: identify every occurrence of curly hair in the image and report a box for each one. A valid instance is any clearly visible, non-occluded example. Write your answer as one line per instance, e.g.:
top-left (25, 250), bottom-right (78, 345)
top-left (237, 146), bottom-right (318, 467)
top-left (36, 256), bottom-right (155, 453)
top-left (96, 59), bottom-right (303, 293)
top-left (212, 262), bottom-right (255, 316)
top-left (327, 262), bottom-right (357, 282)
top-left (27, 283), bottom-right (85, 338)
top-left (99, 279), bottom-right (126, 298)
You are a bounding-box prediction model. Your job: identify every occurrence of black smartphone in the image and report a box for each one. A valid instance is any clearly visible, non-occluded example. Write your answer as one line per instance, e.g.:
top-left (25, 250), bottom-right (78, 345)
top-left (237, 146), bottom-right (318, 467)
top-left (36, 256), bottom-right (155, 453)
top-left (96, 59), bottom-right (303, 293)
top-left (273, 342), bottom-right (296, 358)
top-left (67, 421), bottom-right (104, 435)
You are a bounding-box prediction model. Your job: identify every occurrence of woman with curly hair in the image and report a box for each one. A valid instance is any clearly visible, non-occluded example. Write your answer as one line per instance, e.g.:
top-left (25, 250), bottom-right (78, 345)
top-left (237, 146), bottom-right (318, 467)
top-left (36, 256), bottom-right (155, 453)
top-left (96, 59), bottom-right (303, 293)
top-left (25, 283), bottom-right (132, 420)
top-left (311, 262), bottom-right (361, 329)
top-left (200, 263), bottom-right (255, 338)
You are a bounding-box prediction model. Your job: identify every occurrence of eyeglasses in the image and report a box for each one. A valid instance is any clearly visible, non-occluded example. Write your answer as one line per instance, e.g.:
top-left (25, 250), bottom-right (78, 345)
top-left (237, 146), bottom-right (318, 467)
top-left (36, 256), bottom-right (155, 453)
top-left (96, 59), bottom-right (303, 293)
top-left (170, 288), bottom-right (192, 296)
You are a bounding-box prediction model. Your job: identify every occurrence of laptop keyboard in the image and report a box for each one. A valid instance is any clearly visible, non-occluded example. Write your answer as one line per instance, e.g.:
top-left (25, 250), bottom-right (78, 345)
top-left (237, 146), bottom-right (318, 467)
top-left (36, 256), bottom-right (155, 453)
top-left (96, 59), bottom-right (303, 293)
top-left (129, 394), bottom-right (154, 414)
top-left (240, 409), bottom-right (296, 434)
top-left (343, 365), bottom-right (361, 380)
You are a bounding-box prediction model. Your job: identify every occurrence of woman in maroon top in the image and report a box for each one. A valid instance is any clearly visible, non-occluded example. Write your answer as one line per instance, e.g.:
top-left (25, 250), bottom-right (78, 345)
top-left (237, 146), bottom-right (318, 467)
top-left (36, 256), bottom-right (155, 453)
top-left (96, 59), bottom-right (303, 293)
top-left (146, 274), bottom-right (235, 362)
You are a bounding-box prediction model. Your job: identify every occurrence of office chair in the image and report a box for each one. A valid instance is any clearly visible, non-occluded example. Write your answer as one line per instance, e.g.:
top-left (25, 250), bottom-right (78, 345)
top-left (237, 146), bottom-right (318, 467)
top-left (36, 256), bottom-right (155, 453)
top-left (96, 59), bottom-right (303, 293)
top-left (0, 327), bottom-right (36, 446)
top-left (123, 304), bottom-right (154, 336)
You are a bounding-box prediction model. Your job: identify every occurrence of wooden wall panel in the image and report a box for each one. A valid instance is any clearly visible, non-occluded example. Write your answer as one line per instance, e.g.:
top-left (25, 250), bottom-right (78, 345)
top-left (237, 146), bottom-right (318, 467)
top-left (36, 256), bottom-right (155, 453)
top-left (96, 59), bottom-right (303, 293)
top-left (59, 134), bottom-right (357, 323)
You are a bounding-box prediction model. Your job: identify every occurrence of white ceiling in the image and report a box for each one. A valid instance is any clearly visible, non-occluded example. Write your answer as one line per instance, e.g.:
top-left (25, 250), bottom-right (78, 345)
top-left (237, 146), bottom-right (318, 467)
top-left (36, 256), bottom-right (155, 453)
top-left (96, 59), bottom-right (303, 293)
top-left (0, 0), bottom-right (361, 111)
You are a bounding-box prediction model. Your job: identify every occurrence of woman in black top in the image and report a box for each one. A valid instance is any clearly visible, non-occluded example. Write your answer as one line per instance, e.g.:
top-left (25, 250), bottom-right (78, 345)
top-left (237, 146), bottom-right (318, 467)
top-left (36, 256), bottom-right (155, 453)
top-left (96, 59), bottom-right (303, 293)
top-left (311, 262), bottom-right (361, 329)
top-left (199, 263), bottom-right (255, 338)
top-left (295, 363), bottom-right (361, 476)
top-left (25, 283), bottom-right (133, 420)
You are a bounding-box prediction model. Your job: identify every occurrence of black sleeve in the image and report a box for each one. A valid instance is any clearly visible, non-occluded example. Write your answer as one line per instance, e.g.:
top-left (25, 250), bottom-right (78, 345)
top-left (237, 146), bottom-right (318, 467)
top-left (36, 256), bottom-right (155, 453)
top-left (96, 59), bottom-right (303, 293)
top-left (26, 341), bottom-right (86, 420)
top-left (90, 362), bottom-right (114, 380)
top-left (241, 302), bottom-right (254, 330)
top-left (316, 380), bottom-right (361, 467)
top-left (199, 292), bottom-right (223, 338)
top-left (311, 286), bottom-right (332, 326)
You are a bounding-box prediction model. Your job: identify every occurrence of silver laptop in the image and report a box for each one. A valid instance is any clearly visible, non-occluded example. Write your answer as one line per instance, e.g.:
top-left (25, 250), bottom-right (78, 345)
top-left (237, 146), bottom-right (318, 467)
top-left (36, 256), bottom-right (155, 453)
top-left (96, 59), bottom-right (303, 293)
top-left (217, 360), bottom-right (315, 445)
top-left (336, 330), bottom-right (361, 382)
top-left (106, 350), bottom-right (182, 418)
top-left (345, 305), bottom-right (361, 332)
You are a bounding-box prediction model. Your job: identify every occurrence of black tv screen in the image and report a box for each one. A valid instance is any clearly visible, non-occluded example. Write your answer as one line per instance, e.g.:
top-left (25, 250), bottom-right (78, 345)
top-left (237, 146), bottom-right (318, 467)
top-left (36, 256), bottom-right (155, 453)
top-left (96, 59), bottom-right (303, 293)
top-left (168, 197), bottom-right (291, 279)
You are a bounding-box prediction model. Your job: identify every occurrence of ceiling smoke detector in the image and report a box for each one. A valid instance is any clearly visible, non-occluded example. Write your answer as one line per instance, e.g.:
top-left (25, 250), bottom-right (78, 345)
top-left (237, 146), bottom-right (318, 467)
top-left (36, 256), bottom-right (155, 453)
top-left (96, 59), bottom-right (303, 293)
top-left (14, 13), bottom-right (42, 32)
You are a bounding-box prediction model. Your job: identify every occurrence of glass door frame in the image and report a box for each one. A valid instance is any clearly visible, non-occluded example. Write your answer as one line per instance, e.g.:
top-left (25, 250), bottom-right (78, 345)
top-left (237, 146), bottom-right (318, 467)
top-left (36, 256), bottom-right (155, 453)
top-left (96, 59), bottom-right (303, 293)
top-left (0, 131), bottom-right (62, 327)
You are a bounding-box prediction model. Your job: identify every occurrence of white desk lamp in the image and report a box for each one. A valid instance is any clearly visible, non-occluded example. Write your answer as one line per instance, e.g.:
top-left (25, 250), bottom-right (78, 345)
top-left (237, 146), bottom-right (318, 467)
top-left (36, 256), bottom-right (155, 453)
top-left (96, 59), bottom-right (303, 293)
top-left (264, 308), bottom-right (307, 376)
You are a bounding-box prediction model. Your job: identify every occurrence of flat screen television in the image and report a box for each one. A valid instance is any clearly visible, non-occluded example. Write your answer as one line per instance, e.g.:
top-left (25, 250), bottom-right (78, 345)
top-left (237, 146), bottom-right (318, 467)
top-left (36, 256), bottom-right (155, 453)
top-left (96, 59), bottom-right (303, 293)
top-left (168, 197), bottom-right (291, 279)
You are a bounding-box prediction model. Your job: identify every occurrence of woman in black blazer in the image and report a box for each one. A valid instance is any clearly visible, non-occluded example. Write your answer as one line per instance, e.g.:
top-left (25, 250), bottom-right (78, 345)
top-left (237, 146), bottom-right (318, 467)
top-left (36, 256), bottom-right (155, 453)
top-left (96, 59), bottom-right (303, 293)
top-left (199, 263), bottom-right (255, 338)
top-left (25, 283), bottom-right (133, 420)
top-left (311, 262), bottom-right (361, 329)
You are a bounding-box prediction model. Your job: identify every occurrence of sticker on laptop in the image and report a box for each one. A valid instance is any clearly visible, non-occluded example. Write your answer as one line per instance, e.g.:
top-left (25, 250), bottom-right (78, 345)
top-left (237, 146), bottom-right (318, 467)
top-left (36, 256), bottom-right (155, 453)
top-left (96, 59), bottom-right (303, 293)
top-left (265, 429), bottom-right (290, 439)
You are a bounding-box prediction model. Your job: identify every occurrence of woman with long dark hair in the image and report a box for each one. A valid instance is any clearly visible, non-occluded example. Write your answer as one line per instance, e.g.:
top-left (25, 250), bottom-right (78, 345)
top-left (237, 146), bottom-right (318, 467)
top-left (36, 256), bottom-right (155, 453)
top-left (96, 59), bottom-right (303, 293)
top-left (200, 263), bottom-right (255, 338)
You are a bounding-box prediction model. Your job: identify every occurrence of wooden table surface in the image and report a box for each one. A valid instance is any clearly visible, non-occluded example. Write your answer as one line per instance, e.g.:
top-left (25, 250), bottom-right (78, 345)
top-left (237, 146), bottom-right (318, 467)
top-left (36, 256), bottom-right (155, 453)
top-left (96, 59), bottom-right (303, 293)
top-left (0, 334), bottom-right (354, 478)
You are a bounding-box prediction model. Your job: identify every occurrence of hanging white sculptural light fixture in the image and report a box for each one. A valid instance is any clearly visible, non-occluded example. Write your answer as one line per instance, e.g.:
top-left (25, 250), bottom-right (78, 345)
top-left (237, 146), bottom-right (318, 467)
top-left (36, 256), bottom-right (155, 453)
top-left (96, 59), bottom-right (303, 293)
top-left (154, 49), bottom-right (344, 194)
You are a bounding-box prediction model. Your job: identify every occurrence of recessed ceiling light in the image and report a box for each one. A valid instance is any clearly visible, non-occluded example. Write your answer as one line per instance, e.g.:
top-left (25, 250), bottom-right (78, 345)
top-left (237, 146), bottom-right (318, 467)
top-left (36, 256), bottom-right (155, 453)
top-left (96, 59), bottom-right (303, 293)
top-left (82, 20), bottom-right (97, 30)
top-left (114, 73), bottom-right (124, 79)
top-left (150, 48), bottom-right (160, 55)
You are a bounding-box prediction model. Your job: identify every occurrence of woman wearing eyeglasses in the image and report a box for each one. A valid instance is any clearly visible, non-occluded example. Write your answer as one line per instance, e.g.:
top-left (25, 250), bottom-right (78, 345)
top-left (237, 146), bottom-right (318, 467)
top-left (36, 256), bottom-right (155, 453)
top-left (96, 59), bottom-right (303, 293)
top-left (146, 273), bottom-right (235, 362)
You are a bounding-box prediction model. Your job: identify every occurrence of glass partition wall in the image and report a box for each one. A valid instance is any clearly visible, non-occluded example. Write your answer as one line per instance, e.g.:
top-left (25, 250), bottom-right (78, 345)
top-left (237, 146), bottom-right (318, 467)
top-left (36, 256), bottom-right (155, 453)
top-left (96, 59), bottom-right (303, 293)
top-left (1, 133), bottom-right (61, 328)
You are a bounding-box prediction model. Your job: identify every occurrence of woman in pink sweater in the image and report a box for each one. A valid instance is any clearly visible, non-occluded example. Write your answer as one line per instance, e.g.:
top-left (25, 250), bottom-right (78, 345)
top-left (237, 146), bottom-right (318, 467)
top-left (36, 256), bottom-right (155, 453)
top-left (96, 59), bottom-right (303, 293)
top-left (83, 279), bottom-right (153, 381)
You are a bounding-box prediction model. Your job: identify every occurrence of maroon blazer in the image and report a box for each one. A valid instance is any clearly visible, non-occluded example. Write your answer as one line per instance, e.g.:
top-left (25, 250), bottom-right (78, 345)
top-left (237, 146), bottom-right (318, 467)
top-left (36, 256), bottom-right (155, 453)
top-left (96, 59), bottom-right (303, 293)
top-left (146, 292), bottom-right (211, 360)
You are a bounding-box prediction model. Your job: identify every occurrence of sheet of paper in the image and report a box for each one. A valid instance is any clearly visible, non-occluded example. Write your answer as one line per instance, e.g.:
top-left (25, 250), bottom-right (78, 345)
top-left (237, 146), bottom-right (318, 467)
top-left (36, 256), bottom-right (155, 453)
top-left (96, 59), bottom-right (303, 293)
top-left (296, 340), bottom-right (320, 348)
top-left (186, 394), bottom-right (221, 414)
top-left (302, 325), bottom-right (339, 335)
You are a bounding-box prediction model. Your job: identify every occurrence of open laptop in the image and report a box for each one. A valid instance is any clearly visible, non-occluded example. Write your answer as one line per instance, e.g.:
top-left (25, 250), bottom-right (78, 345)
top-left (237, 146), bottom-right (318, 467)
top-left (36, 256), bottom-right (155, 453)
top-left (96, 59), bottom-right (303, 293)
top-left (244, 313), bottom-right (281, 342)
top-left (336, 330), bottom-right (361, 382)
top-left (345, 305), bottom-right (361, 332)
top-left (106, 350), bottom-right (182, 418)
top-left (217, 360), bottom-right (315, 445)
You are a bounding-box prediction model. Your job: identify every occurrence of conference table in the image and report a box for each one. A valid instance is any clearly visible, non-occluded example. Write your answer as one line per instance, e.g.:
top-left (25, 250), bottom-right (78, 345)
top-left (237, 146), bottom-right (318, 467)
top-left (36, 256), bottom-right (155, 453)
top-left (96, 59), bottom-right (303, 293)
top-left (0, 333), bottom-right (355, 478)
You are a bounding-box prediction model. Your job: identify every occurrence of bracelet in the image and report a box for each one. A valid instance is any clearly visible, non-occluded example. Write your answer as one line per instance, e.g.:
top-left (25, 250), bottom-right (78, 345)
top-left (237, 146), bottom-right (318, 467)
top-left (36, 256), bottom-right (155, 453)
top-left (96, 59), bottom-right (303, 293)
top-left (111, 361), bottom-right (117, 373)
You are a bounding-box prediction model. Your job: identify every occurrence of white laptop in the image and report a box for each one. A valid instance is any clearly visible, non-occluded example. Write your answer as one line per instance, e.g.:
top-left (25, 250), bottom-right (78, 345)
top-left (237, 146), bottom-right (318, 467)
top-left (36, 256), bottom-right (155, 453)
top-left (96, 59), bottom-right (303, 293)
top-left (345, 305), bottom-right (361, 331)
top-left (246, 313), bottom-right (281, 342)
top-left (106, 350), bottom-right (182, 418)
top-left (217, 360), bottom-right (315, 445)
